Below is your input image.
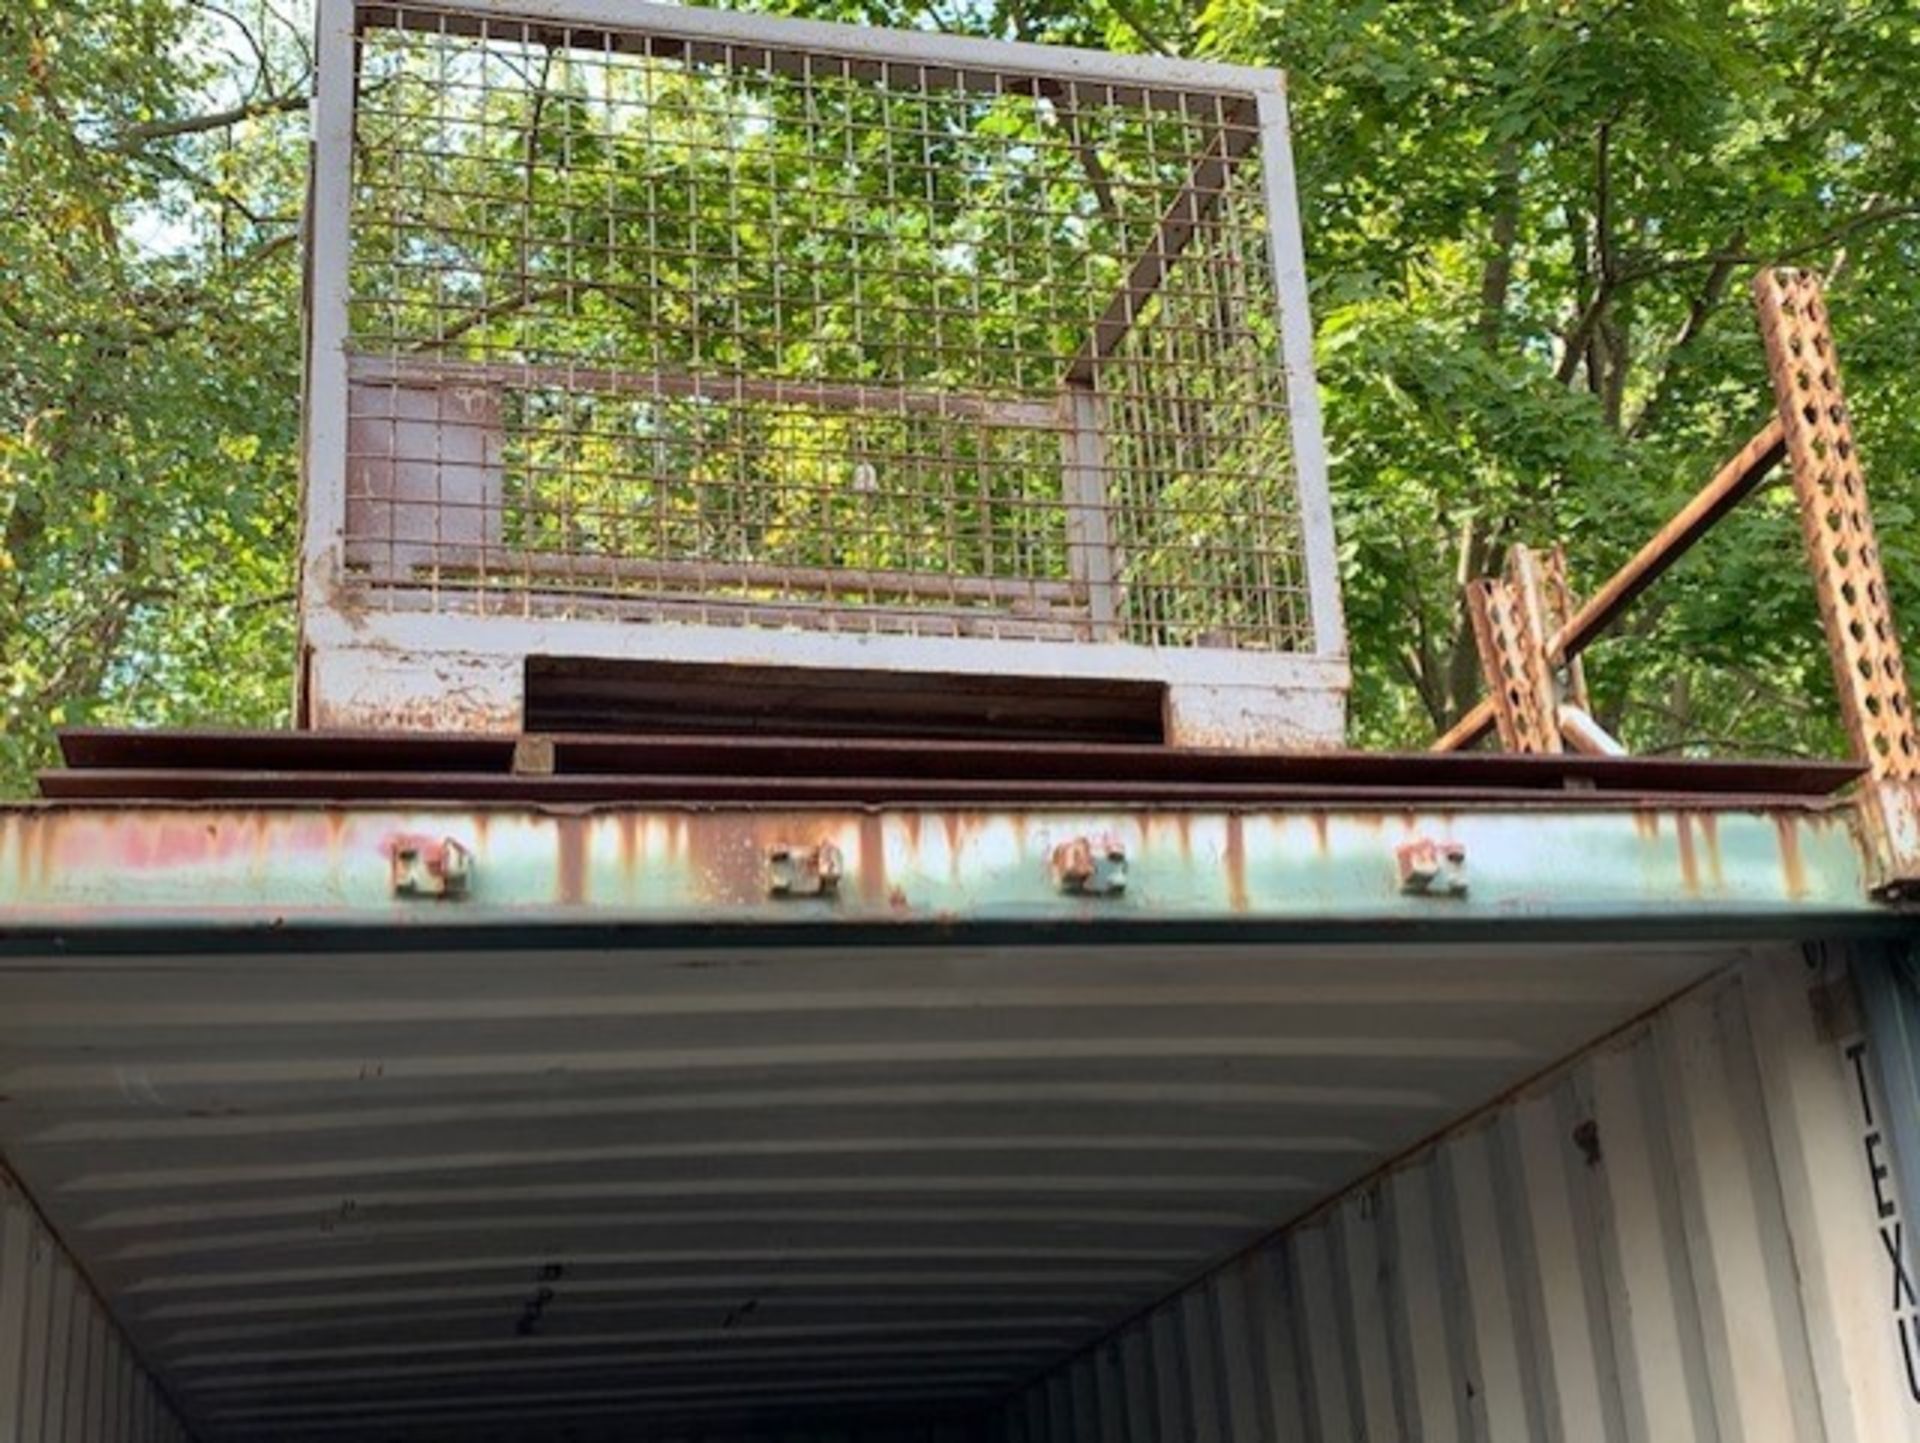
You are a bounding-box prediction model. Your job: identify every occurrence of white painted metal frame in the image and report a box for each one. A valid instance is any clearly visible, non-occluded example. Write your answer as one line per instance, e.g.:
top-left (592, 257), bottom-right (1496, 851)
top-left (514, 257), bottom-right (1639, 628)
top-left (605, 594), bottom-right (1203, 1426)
top-left (298, 0), bottom-right (1348, 746)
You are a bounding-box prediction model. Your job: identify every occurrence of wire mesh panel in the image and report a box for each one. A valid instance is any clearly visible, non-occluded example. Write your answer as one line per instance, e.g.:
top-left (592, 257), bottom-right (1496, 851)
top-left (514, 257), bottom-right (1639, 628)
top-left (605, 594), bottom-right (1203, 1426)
top-left (331, 2), bottom-right (1317, 650)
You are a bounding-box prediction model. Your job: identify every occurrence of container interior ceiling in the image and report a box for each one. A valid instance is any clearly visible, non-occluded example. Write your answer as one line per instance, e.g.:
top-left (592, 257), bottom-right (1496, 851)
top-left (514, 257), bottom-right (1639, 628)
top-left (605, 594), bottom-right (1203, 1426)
top-left (0, 934), bottom-right (1770, 1440)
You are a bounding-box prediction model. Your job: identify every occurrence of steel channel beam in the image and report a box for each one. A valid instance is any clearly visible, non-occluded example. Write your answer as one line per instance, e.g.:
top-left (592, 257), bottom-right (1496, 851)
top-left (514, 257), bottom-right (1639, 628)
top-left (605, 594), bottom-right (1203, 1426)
top-left (0, 800), bottom-right (1890, 943)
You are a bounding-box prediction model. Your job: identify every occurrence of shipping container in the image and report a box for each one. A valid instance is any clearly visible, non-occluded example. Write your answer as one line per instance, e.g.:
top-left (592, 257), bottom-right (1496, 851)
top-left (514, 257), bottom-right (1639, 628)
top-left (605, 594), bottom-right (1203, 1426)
top-left (6, 0), bottom-right (1920, 1438)
top-left (5, 739), bottom-right (1920, 1439)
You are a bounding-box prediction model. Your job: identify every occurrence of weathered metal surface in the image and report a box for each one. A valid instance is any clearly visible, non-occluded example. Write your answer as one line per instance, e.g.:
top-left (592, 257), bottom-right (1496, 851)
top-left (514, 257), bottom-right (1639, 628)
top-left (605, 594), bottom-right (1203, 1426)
top-left (1757, 268), bottom-right (1919, 782)
top-left (0, 929), bottom-right (1808, 1439)
top-left (1466, 563), bottom-right (1560, 755)
top-left (1436, 419), bottom-right (1787, 753)
top-left (49, 726), bottom-right (1869, 799)
top-left (300, 614), bottom-right (1354, 750)
top-left (0, 1168), bottom-right (193, 1443)
top-left (387, 834), bottom-right (473, 900)
top-left (300, 0), bottom-right (1347, 751)
top-left (1466, 544), bottom-right (1632, 759)
top-left (1394, 837), bottom-right (1467, 897)
top-left (0, 797), bottom-right (1887, 938)
top-left (1856, 779), bottom-right (1920, 901)
top-left (998, 950), bottom-right (1920, 1443)
top-left (1540, 544), bottom-right (1590, 714)
top-left (1049, 836), bottom-right (1129, 897)
top-left (766, 841), bottom-right (845, 900)
top-left (48, 768), bottom-right (1876, 809)
top-left (1858, 943), bottom-right (1920, 1363)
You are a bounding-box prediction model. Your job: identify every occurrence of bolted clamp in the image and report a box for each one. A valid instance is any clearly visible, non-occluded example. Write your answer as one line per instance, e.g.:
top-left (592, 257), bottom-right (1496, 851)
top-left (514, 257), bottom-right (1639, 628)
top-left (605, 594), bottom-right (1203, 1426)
top-left (1052, 835), bottom-right (1128, 896)
top-left (767, 841), bottom-right (844, 898)
top-left (1397, 838), bottom-right (1467, 898)
top-left (389, 836), bottom-right (473, 899)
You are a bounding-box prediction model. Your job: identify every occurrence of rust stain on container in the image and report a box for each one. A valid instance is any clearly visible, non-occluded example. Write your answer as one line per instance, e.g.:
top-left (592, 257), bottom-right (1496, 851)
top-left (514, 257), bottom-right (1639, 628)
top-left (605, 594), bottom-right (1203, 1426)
top-left (1309, 813), bottom-right (1329, 854)
top-left (555, 816), bottom-right (588, 906)
top-left (1775, 816), bottom-right (1807, 899)
top-left (736, 819), bottom-right (779, 903)
top-left (1698, 813), bottom-right (1725, 891)
top-left (31, 819), bottom-right (56, 889)
top-left (858, 814), bottom-right (887, 905)
top-left (1633, 811), bottom-right (1660, 842)
top-left (1676, 815), bottom-right (1700, 895)
top-left (1224, 814), bottom-right (1249, 912)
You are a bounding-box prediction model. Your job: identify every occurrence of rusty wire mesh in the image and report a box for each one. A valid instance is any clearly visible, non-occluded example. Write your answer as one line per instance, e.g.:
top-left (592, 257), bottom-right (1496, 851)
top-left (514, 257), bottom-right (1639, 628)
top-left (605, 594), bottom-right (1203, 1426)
top-left (340, 5), bottom-right (1311, 648)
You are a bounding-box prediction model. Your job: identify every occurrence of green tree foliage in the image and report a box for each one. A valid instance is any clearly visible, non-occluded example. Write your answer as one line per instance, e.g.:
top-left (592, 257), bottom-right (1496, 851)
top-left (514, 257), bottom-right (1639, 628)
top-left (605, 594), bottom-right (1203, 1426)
top-left (1194, 0), bottom-right (1920, 752)
top-left (3, 0), bottom-right (1917, 792)
top-left (1, 0), bottom-right (306, 789)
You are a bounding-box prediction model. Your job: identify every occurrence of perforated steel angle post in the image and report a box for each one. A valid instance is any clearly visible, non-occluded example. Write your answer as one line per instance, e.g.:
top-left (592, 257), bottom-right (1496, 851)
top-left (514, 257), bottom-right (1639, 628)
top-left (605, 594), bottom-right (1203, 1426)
top-left (1753, 270), bottom-right (1918, 780)
top-left (1755, 269), bottom-right (1920, 896)
top-left (1466, 552), bottom-right (1560, 755)
top-left (1464, 543), bottom-right (1621, 756)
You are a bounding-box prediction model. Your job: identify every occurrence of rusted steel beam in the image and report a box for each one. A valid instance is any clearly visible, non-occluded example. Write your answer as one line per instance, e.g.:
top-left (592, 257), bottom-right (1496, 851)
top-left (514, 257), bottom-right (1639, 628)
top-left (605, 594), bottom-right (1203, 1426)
top-left (1434, 417), bottom-right (1788, 753)
top-left (0, 798), bottom-right (1883, 938)
top-left (31, 767), bottom-right (1854, 808)
top-left (49, 727), bottom-right (1867, 797)
top-left (1754, 268), bottom-right (1919, 781)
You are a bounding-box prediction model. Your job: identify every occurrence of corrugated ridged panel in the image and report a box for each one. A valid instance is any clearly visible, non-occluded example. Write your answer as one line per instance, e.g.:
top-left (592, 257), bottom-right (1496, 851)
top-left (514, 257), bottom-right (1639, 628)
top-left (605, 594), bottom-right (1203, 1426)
top-left (0, 937), bottom-right (1736, 1439)
top-left (1000, 951), bottom-right (1920, 1443)
top-left (342, 1422), bottom-right (987, 1443)
top-left (437, 1426), bottom-right (985, 1443)
top-left (0, 1172), bottom-right (192, 1443)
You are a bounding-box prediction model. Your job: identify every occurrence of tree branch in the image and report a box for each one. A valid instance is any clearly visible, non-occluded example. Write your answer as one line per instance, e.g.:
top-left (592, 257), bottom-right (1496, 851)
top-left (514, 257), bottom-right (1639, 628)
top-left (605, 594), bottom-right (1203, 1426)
top-left (1101, 0), bottom-right (1176, 54)
top-left (109, 91), bottom-right (307, 151)
top-left (1474, 141), bottom-right (1521, 349)
top-left (1626, 230), bottom-right (1744, 438)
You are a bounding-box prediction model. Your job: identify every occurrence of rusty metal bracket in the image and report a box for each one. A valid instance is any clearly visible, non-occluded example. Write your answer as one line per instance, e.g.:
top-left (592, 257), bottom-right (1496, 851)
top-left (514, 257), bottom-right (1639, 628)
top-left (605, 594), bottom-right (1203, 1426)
top-left (1051, 835), bottom-right (1128, 896)
top-left (389, 835), bottom-right (472, 898)
top-left (767, 842), bottom-right (844, 898)
top-left (1397, 838), bottom-right (1467, 897)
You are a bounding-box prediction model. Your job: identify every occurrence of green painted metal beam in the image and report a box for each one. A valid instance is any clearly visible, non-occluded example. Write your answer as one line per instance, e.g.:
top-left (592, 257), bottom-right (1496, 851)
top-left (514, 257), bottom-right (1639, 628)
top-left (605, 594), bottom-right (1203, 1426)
top-left (0, 800), bottom-right (1896, 945)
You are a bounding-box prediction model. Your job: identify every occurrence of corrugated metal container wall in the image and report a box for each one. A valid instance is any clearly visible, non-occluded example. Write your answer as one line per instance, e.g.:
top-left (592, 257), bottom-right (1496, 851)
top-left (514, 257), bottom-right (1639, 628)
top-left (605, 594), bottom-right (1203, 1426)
top-left (436, 1426), bottom-right (987, 1443)
top-left (0, 1171), bottom-right (192, 1443)
top-left (998, 949), bottom-right (1920, 1443)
